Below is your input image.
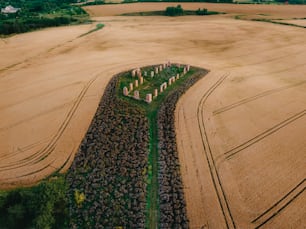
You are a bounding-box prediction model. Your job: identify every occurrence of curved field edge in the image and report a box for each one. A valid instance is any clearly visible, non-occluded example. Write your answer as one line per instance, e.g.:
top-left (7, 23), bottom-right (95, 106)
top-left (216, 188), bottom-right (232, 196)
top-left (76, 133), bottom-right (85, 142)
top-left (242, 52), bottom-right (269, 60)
top-left (0, 64), bottom-right (208, 228)
top-left (157, 67), bottom-right (209, 228)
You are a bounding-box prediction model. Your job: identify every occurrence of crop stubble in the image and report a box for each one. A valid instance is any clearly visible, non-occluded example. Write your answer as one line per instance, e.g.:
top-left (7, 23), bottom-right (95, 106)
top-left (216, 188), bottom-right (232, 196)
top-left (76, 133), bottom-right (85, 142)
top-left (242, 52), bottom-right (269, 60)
top-left (0, 3), bottom-right (305, 228)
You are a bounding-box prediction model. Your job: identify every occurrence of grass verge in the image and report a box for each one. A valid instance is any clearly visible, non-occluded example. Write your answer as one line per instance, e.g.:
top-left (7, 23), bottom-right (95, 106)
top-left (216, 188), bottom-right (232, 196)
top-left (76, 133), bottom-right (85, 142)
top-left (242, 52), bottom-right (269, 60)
top-left (79, 23), bottom-right (105, 37)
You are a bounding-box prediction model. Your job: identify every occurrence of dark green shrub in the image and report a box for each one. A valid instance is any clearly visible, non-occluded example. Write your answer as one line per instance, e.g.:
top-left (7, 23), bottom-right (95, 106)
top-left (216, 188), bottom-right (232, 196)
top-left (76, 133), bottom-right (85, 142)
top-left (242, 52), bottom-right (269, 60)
top-left (196, 8), bottom-right (208, 15)
top-left (165, 5), bottom-right (184, 16)
top-left (0, 175), bottom-right (69, 229)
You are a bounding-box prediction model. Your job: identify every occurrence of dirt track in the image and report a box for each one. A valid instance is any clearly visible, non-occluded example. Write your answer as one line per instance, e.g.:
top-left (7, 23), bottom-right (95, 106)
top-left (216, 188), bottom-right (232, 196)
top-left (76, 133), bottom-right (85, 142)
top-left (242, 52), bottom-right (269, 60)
top-left (0, 3), bottom-right (305, 228)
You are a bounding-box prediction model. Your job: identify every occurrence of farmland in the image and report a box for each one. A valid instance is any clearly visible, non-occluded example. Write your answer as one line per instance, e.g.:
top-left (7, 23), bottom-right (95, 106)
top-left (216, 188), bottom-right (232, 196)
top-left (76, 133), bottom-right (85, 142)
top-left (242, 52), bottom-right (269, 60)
top-left (0, 2), bottom-right (305, 228)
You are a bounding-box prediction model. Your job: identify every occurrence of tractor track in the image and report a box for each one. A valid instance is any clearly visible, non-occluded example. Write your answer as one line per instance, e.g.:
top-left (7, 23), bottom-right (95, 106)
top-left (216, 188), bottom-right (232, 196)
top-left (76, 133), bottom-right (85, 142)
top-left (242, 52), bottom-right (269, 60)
top-left (213, 81), bottom-right (306, 116)
top-left (224, 109), bottom-right (306, 160)
top-left (252, 179), bottom-right (306, 228)
top-left (196, 73), bottom-right (236, 229)
top-left (0, 76), bottom-right (98, 172)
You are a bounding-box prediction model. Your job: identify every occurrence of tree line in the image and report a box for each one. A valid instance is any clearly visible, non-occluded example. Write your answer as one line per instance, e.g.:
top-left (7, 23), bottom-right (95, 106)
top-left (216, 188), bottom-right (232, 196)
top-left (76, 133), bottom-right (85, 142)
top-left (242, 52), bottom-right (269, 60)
top-left (0, 0), bottom-right (88, 35)
top-left (0, 175), bottom-right (69, 229)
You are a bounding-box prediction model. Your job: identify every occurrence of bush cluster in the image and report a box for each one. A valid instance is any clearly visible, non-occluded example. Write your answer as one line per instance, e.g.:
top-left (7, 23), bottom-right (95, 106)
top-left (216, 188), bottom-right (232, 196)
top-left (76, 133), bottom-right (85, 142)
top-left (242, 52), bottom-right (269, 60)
top-left (0, 175), bottom-right (69, 229)
top-left (67, 75), bottom-right (149, 228)
top-left (165, 5), bottom-right (184, 16)
top-left (196, 8), bottom-right (208, 15)
top-left (66, 65), bottom-right (208, 228)
top-left (157, 68), bottom-right (209, 228)
top-left (0, 17), bottom-right (76, 35)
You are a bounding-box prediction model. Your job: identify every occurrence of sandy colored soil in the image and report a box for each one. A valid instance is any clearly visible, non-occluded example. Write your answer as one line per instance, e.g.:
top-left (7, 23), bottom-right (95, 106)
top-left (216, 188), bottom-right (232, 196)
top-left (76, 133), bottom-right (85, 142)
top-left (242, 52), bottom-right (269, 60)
top-left (0, 3), bottom-right (305, 228)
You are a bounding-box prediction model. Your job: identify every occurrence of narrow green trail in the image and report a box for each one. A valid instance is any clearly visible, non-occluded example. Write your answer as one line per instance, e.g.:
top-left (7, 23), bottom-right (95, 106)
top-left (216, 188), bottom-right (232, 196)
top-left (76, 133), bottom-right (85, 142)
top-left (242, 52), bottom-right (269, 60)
top-left (146, 110), bottom-right (159, 229)
top-left (117, 65), bottom-right (198, 229)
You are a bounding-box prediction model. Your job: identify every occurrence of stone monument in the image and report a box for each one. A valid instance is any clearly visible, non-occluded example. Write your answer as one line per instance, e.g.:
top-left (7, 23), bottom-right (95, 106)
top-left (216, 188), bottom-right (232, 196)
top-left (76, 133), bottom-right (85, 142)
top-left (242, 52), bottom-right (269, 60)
top-left (123, 87), bottom-right (128, 96)
top-left (134, 90), bottom-right (139, 100)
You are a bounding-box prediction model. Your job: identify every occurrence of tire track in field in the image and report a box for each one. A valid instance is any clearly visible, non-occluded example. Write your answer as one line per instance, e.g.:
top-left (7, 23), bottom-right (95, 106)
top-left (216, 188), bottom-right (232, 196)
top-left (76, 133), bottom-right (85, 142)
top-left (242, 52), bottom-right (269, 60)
top-left (1, 145), bottom-right (76, 185)
top-left (0, 137), bottom-right (51, 161)
top-left (213, 80), bottom-right (306, 116)
top-left (196, 73), bottom-right (236, 229)
top-left (223, 42), bottom-right (306, 63)
top-left (0, 76), bottom-right (98, 172)
top-left (0, 37), bottom-right (78, 77)
top-left (177, 103), bottom-right (207, 216)
top-left (235, 48), bottom-right (306, 67)
top-left (252, 179), bottom-right (306, 228)
top-left (0, 101), bottom-right (74, 133)
top-left (0, 81), bottom-right (82, 111)
top-left (224, 109), bottom-right (306, 160)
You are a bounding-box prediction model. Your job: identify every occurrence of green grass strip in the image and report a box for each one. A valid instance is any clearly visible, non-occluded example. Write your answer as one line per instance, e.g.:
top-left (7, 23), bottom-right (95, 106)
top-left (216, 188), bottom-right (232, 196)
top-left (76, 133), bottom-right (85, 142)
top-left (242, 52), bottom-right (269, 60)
top-left (79, 23), bottom-right (105, 37)
top-left (146, 111), bottom-right (159, 229)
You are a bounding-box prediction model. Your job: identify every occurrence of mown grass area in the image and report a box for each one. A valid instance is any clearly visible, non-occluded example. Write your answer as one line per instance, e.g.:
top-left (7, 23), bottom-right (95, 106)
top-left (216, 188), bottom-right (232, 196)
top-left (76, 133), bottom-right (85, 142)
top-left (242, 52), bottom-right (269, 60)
top-left (119, 65), bottom-right (185, 98)
top-left (118, 65), bottom-right (195, 107)
top-left (117, 64), bottom-right (197, 228)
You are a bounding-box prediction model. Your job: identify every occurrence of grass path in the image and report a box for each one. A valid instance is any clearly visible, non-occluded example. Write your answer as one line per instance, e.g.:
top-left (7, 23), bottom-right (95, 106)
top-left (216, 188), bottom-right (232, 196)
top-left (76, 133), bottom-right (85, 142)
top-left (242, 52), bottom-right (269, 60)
top-left (146, 111), bottom-right (159, 229)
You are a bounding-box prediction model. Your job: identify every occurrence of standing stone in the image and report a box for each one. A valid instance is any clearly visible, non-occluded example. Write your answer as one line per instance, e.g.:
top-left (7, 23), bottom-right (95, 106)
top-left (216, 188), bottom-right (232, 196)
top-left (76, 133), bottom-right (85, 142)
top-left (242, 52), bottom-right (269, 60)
top-left (123, 87), bottom-right (129, 96)
top-left (187, 65), bottom-right (190, 71)
top-left (151, 71), bottom-right (154, 78)
top-left (140, 77), bottom-right (144, 85)
top-left (132, 70), bottom-right (136, 77)
top-left (154, 89), bottom-right (158, 97)
top-left (135, 80), bottom-right (139, 87)
top-left (137, 71), bottom-right (142, 78)
top-left (163, 63), bottom-right (166, 69)
top-left (176, 73), bottom-right (180, 80)
top-left (183, 67), bottom-right (187, 75)
top-left (146, 94), bottom-right (152, 103)
top-left (129, 83), bottom-right (133, 91)
top-left (160, 82), bottom-right (167, 92)
top-left (159, 65), bottom-right (163, 72)
top-left (155, 67), bottom-right (159, 74)
top-left (168, 76), bottom-right (175, 86)
top-left (144, 71), bottom-right (147, 77)
top-left (134, 90), bottom-right (140, 100)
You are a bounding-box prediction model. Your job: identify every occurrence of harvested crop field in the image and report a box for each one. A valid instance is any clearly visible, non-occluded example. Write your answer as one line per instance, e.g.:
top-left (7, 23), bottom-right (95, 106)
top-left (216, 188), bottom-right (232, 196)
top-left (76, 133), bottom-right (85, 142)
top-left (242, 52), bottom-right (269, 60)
top-left (0, 2), bottom-right (305, 228)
